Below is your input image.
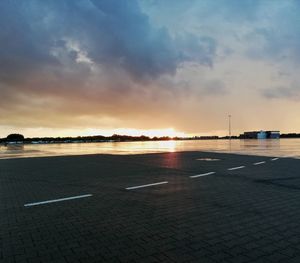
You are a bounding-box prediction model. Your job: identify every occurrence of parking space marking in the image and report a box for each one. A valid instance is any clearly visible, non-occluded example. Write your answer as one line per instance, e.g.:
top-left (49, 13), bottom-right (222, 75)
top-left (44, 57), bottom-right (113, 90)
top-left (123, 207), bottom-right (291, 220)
top-left (253, 161), bottom-right (266, 165)
top-left (126, 181), bottom-right (168, 190)
top-left (22, 155), bottom-right (286, 199)
top-left (190, 172), bottom-right (216, 178)
top-left (24, 194), bottom-right (92, 207)
top-left (228, 166), bottom-right (245, 171)
top-left (271, 158), bottom-right (279, 161)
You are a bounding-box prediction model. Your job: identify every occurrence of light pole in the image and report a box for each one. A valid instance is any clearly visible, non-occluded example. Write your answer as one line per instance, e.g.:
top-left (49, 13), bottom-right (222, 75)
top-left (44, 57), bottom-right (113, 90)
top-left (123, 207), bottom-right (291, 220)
top-left (228, 114), bottom-right (231, 140)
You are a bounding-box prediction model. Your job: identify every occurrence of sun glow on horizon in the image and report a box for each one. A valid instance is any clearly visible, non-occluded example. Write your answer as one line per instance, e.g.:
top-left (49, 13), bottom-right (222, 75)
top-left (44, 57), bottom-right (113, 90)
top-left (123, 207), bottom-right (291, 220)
top-left (89, 128), bottom-right (186, 138)
top-left (2, 1), bottom-right (300, 140)
top-left (0, 127), bottom-right (187, 138)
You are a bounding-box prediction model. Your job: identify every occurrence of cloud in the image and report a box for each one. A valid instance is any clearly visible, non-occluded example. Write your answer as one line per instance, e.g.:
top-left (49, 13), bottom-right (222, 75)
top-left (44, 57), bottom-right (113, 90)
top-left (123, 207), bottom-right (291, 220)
top-left (0, 0), bottom-right (221, 133)
top-left (234, 1), bottom-right (300, 64)
top-left (201, 80), bottom-right (227, 96)
top-left (262, 83), bottom-right (300, 100)
top-left (144, 0), bottom-right (300, 63)
top-left (0, 0), bottom-right (217, 85)
top-left (1, 0), bottom-right (300, 136)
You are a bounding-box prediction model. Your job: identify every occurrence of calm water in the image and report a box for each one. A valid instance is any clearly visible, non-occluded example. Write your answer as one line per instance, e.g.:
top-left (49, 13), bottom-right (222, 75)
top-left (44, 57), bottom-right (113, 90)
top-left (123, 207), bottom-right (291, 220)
top-left (0, 139), bottom-right (300, 159)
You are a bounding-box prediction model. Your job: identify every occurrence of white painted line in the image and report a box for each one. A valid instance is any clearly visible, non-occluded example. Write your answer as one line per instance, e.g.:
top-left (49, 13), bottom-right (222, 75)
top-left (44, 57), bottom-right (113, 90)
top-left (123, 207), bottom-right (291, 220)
top-left (126, 181), bottom-right (168, 190)
top-left (190, 172), bottom-right (216, 178)
top-left (24, 194), bottom-right (92, 207)
top-left (253, 161), bottom-right (266, 165)
top-left (271, 158), bottom-right (279, 161)
top-left (228, 166), bottom-right (245, 171)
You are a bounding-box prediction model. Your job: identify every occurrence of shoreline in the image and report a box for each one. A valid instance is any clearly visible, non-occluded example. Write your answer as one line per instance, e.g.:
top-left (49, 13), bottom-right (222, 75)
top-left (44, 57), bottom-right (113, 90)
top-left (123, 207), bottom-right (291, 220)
top-left (2, 137), bottom-right (300, 147)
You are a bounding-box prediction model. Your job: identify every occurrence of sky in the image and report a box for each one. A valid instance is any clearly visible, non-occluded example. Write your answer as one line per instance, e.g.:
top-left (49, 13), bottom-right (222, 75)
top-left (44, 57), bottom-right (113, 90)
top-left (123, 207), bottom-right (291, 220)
top-left (1, 0), bottom-right (300, 138)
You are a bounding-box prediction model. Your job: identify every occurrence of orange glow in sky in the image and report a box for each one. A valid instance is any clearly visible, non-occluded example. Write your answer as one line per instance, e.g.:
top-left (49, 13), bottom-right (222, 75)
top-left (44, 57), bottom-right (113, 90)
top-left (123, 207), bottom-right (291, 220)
top-left (87, 128), bottom-right (186, 138)
top-left (1, 1), bottom-right (300, 137)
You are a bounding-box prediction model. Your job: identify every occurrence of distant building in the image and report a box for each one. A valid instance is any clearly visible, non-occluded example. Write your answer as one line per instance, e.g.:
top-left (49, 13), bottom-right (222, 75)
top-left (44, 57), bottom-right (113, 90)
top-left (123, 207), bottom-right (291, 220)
top-left (242, 131), bottom-right (259, 139)
top-left (241, 130), bottom-right (280, 139)
top-left (268, 131), bottom-right (280, 139)
top-left (257, 131), bottom-right (267, 139)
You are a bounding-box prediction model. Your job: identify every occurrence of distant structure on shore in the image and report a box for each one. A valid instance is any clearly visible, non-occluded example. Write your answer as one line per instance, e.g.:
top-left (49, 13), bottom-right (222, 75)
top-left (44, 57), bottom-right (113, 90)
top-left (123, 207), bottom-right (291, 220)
top-left (240, 131), bottom-right (280, 139)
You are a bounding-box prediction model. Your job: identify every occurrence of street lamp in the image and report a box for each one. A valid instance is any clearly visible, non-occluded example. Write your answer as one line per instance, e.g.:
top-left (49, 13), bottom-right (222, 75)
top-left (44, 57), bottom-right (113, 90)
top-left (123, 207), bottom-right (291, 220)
top-left (228, 114), bottom-right (231, 140)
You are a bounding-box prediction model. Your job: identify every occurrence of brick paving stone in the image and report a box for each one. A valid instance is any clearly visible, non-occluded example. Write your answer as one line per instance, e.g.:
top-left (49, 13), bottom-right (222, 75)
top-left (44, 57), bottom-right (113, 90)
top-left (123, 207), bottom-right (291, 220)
top-left (1, 152), bottom-right (300, 262)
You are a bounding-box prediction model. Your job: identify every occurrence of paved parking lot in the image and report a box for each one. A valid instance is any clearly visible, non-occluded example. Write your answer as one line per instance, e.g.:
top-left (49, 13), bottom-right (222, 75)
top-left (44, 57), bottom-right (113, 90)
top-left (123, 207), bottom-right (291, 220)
top-left (1, 151), bottom-right (300, 262)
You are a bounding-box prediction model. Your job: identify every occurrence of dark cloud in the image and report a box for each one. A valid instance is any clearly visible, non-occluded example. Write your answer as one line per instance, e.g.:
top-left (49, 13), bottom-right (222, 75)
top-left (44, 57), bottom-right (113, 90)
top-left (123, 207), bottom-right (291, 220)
top-left (143, 0), bottom-right (262, 23)
top-left (0, 0), bottom-right (220, 132)
top-left (176, 34), bottom-right (216, 67)
top-left (0, 1), bottom-right (58, 84)
top-left (0, 0), bottom-right (216, 86)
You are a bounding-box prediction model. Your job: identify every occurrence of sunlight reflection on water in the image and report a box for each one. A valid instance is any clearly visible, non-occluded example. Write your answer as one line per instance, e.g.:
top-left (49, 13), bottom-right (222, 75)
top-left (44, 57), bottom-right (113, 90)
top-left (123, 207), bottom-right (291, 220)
top-left (0, 139), bottom-right (300, 159)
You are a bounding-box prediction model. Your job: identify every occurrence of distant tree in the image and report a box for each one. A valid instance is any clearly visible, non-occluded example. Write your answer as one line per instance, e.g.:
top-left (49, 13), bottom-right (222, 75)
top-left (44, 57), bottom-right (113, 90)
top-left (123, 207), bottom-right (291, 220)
top-left (6, 133), bottom-right (24, 142)
top-left (140, 135), bottom-right (150, 141)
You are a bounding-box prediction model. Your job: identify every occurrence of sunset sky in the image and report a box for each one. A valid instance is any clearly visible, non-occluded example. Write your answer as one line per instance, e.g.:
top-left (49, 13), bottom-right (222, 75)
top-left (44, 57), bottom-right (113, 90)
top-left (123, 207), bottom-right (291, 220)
top-left (1, 0), bottom-right (300, 138)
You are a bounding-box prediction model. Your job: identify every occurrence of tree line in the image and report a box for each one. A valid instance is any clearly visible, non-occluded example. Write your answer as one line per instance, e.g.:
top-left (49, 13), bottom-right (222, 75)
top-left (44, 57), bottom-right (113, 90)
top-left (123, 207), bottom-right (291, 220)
top-left (0, 133), bottom-right (176, 144)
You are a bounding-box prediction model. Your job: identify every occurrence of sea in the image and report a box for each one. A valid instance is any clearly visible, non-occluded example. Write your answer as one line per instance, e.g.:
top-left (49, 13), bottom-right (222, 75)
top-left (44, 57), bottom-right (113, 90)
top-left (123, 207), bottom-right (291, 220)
top-left (1, 139), bottom-right (300, 159)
